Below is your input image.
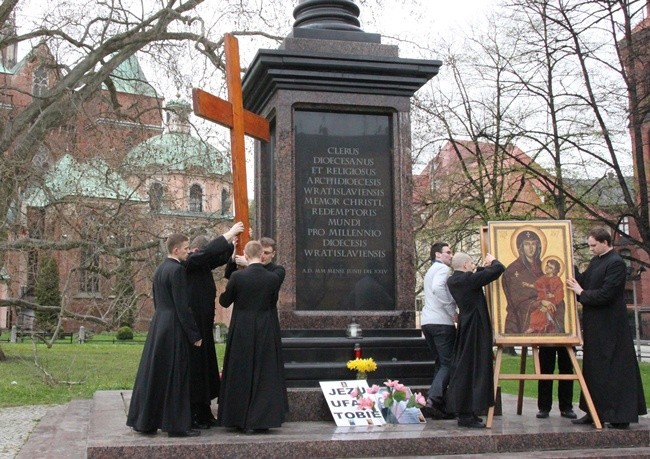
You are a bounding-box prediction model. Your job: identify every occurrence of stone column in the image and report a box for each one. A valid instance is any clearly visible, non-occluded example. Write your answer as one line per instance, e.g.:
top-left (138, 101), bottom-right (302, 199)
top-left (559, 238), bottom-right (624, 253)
top-left (242, 0), bottom-right (440, 329)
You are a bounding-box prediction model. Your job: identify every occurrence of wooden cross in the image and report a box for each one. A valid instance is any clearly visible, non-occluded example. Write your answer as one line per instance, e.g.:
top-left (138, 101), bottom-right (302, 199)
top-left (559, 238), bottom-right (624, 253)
top-left (192, 33), bottom-right (270, 255)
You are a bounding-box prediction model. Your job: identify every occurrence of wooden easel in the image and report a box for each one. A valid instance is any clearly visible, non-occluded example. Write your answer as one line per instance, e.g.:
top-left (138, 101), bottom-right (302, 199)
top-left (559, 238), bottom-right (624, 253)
top-left (487, 344), bottom-right (602, 429)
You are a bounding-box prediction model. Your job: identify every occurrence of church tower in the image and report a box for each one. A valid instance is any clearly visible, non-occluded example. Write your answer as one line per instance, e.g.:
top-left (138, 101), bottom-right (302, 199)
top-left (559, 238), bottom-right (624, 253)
top-left (0, 11), bottom-right (17, 69)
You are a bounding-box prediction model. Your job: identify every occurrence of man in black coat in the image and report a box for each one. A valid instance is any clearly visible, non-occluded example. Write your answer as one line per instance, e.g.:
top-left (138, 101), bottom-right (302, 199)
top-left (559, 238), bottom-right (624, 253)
top-left (126, 233), bottom-right (203, 437)
top-left (567, 227), bottom-right (646, 429)
top-left (218, 240), bottom-right (288, 433)
top-left (446, 252), bottom-right (505, 428)
top-left (185, 222), bottom-right (244, 428)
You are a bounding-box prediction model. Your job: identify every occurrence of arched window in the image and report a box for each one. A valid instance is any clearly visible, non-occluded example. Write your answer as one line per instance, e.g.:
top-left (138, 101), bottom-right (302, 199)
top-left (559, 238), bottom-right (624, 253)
top-left (221, 188), bottom-right (230, 215)
top-left (32, 65), bottom-right (48, 97)
top-left (149, 182), bottom-right (164, 212)
top-left (189, 184), bottom-right (203, 212)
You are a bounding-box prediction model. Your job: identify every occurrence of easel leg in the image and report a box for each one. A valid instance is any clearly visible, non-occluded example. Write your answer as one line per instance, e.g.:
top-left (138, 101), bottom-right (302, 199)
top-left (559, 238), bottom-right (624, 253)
top-left (487, 346), bottom-right (503, 428)
top-left (517, 346), bottom-right (528, 415)
top-left (567, 346), bottom-right (602, 429)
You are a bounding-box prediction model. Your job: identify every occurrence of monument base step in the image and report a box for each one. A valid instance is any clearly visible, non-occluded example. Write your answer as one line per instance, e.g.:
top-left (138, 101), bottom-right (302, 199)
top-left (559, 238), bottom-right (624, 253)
top-left (17, 390), bottom-right (650, 458)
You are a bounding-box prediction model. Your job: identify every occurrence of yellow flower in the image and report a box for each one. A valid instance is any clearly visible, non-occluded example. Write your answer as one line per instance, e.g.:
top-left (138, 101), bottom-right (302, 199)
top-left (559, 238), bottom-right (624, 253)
top-left (346, 357), bottom-right (377, 373)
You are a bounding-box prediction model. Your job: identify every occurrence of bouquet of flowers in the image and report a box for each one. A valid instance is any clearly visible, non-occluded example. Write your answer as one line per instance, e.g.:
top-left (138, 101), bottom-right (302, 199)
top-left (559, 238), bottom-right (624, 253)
top-left (351, 379), bottom-right (426, 423)
top-left (346, 357), bottom-right (377, 379)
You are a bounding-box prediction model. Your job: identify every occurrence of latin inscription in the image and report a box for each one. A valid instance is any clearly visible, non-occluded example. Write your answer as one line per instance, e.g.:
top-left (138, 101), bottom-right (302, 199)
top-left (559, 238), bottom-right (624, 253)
top-left (295, 111), bottom-right (395, 311)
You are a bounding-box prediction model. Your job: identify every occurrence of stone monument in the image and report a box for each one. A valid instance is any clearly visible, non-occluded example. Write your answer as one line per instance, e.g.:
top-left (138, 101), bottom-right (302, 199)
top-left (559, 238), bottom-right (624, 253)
top-left (243, 0), bottom-right (441, 331)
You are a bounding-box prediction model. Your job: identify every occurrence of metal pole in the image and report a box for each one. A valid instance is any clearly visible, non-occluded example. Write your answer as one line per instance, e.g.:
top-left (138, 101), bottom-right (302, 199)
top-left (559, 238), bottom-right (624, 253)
top-left (632, 279), bottom-right (641, 362)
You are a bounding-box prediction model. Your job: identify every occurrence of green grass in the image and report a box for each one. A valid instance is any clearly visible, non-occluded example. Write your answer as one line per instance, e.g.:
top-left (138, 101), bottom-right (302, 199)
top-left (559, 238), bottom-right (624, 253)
top-left (0, 339), bottom-right (648, 409)
top-left (0, 337), bottom-right (226, 407)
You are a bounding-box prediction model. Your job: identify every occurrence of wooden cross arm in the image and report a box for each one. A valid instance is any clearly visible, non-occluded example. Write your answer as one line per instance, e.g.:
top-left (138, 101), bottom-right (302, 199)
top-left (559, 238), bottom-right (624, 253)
top-left (192, 88), bottom-right (270, 142)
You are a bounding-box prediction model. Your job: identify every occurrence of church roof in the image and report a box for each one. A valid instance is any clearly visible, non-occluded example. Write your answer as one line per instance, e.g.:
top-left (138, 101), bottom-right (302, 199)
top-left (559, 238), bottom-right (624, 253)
top-left (104, 54), bottom-right (158, 98)
top-left (124, 132), bottom-right (231, 176)
top-left (23, 154), bottom-right (145, 207)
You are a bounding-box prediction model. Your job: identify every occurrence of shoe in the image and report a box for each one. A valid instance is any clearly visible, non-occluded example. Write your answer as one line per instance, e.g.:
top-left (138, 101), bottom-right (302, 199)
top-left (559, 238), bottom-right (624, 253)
top-left (205, 416), bottom-right (219, 427)
top-left (133, 428), bottom-right (157, 435)
top-left (458, 418), bottom-right (486, 428)
top-left (168, 429), bottom-right (201, 437)
top-left (191, 419), bottom-right (210, 429)
top-left (571, 414), bottom-right (593, 425)
top-left (424, 400), bottom-right (455, 420)
top-left (560, 409), bottom-right (577, 419)
top-left (608, 422), bottom-right (629, 429)
top-left (536, 410), bottom-right (550, 419)
top-left (420, 405), bottom-right (437, 418)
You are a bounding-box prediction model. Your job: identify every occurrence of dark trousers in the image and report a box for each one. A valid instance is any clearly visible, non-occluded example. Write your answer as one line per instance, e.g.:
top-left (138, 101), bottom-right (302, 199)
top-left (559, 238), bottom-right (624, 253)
top-left (421, 324), bottom-right (456, 404)
top-left (538, 346), bottom-right (574, 412)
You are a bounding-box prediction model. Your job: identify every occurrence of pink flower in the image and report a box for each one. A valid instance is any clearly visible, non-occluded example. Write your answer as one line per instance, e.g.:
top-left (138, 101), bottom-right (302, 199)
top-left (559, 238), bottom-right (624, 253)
top-left (350, 388), bottom-right (359, 398)
top-left (394, 383), bottom-right (406, 392)
top-left (382, 392), bottom-right (390, 399)
top-left (415, 392), bottom-right (426, 406)
top-left (367, 384), bottom-right (380, 394)
top-left (358, 396), bottom-right (375, 410)
top-left (384, 379), bottom-right (397, 388)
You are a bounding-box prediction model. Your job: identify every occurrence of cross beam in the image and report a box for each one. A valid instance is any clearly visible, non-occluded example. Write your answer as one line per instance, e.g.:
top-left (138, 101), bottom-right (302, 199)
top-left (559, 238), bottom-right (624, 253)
top-left (192, 33), bottom-right (270, 255)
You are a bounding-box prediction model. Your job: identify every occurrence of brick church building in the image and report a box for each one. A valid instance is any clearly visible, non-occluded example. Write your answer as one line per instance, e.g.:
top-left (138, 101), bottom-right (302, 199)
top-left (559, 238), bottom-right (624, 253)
top-left (0, 16), bottom-right (235, 333)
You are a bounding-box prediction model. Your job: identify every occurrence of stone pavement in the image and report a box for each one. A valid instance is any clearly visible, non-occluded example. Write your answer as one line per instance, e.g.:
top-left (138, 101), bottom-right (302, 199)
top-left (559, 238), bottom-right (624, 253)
top-left (13, 390), bottom-right (650, 458)
top-left (0, 405), bottom-right (49, 459)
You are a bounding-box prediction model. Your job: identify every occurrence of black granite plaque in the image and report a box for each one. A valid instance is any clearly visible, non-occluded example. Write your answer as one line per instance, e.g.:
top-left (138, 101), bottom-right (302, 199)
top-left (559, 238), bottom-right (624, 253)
top-left (295, 110), bottom-right (395, 311)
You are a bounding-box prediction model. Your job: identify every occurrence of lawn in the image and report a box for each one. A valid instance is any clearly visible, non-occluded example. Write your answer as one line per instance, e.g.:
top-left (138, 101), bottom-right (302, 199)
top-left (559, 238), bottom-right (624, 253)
top-left (0, 338), bottom-right (648, 409)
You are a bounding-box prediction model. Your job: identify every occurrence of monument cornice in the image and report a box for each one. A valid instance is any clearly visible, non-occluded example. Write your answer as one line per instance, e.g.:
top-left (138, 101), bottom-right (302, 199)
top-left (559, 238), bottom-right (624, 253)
top-left (242, 48), bottom-right (442, 113)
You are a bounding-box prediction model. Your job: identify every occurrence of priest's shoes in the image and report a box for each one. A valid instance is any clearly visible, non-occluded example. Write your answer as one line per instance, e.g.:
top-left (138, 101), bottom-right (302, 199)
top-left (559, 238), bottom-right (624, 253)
top-left (191, 419), bottom-right (211, 429)
top-left (608, 422), bottom-right (630, 429)
top-left (168, 429), bottom-right (201, 437)
top-left (457, 418), bottom-right (486, 428)
top-left (571, 414), bottom-right (593, 425)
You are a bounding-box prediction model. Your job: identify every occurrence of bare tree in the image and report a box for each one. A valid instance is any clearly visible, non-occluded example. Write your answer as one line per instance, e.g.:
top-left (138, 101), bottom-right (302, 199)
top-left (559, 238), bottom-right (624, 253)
top-left (0, 0), bottom-right (293, 355)
top-left (412, 0), bottom-right (650, 268)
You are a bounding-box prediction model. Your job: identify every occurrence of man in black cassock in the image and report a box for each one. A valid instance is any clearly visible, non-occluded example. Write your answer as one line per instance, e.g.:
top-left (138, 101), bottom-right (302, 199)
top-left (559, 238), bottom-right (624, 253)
top-left (126, 233), bottom-right (203, 437)
top-left (225, 236), bottom-right (285, 284)
top-left (185, 222), bottom-right (244, 428)
top-left (446, 252), bottom-right (505, 428)
top-left (218, 240), bottom-right (288, 433)
top-left (567, 227), bottom-right (646, 429)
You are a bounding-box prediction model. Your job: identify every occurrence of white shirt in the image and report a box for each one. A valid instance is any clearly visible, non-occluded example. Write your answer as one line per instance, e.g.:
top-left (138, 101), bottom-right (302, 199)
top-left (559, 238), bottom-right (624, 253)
top-left (421, 261), bottom-right (457, 326)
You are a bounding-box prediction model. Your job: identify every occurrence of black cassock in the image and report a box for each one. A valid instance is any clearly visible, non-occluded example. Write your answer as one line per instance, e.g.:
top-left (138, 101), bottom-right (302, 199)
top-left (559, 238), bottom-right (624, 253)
top-left (217, 263), bottom-right (289, 430)
top-left (185, 236), bottom-right (233, 408)
top-left (126, 258), bottom-right (201, 433)
top-left (575, 250), bottom-right (646, 423)
top-left (225, 259), bottom-right (286, 285)
top-left (446, 261), bottom-right (505, 416)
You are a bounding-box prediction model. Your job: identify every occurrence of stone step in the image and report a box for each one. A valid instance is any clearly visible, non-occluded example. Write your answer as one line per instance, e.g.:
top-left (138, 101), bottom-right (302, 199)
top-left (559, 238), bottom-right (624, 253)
top-left (16, 399), bottom-right (91, 459)
top-left (18, 391), bottom-right (650, 459)
top-left (424, 447), bottom-right (650, 458)
top-left (284, 361), bottom-right (434, 388)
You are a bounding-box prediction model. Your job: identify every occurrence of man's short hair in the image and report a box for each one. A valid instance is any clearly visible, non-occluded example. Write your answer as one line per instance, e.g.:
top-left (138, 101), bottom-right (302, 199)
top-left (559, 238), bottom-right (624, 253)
top-left (589, 227), bottom-right (612, 246)
top-left (430, 242), bottom-right (449, 261)
top-left (244, 240), bottom-right (263, 259)
top-left (451, 252), bottom-right (472, 270)
top-left (190, 235), bottom-right (209, 250)
top-left (166, 233), bottom-right (188, 254)
top-left (260, 237), bottom-right (276, 250)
